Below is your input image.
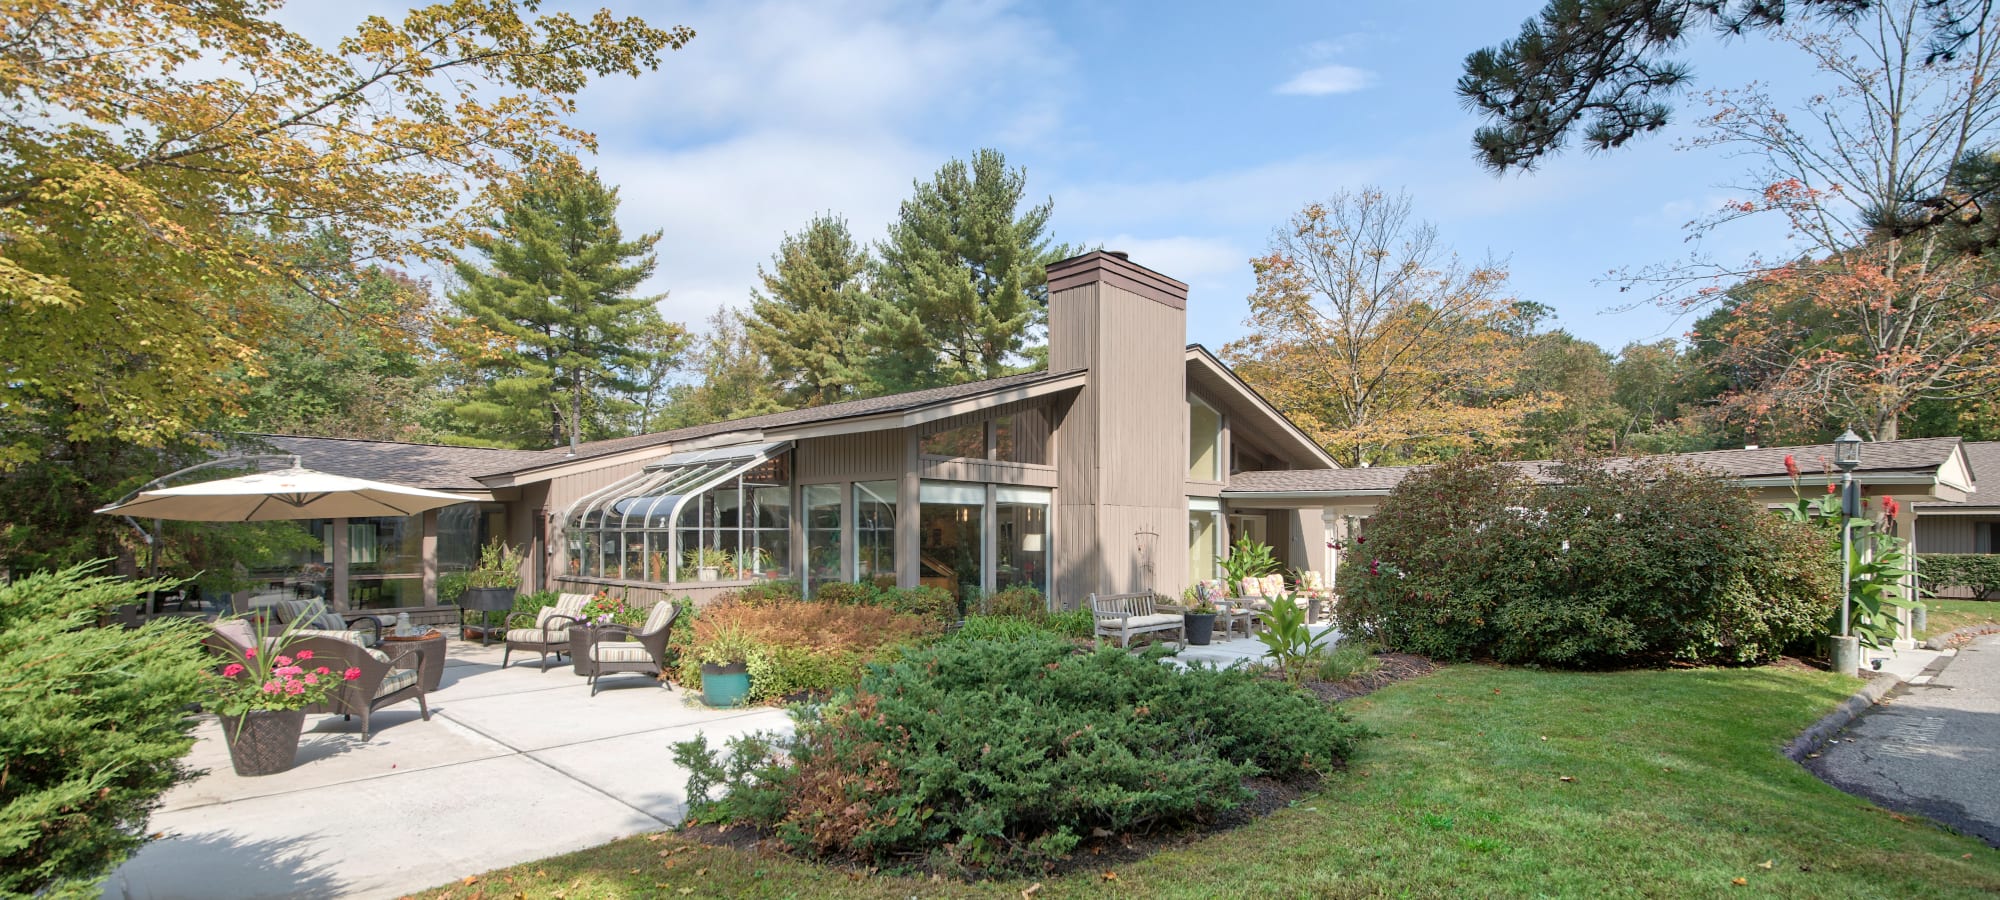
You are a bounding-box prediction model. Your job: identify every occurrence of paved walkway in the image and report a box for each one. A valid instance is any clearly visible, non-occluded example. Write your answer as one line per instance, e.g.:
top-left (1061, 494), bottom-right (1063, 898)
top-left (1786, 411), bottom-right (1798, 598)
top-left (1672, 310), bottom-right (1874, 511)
top-left (107, 641), bottom-right (793, 900)
top-left (1808, 634), bottom-right (2000, 846)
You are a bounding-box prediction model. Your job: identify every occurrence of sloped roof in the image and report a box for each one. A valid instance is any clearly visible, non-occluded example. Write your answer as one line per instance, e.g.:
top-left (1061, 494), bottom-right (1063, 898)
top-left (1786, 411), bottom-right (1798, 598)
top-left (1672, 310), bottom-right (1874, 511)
top-left (242, 434), bottom-right (549, 492)
top-left (1917, 440), bottom-right (1997, 508)
top-left (499, 369), bottom-right (1083, 474)
top-left (1224, 437), bottom-right (1967, 498)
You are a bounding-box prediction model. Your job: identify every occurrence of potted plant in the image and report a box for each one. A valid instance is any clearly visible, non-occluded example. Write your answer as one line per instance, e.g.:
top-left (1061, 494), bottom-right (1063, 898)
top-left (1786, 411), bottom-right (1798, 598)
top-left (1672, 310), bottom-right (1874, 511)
top-left (208, 618), bottom-right (360, 776)
top-left (1184, 597), bottom-right (1219, 646)
top-left (697, 626), bottom-right (757, 708)
top-left (684, 547), bottom-right (728, 582)
top-left (461, 541), bottom-right (524, 638)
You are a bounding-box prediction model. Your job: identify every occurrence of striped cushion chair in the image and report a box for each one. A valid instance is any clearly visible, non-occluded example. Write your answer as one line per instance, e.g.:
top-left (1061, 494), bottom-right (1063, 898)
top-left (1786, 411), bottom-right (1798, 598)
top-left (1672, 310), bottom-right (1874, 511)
top-left (585, 601), bottom-right (680, 696)
top-left (296, 635), bottom-right (431, 740)
top-left (271, 598), bottom-right (383, 648)
top-left (501, 593), bottom-right (589, 670)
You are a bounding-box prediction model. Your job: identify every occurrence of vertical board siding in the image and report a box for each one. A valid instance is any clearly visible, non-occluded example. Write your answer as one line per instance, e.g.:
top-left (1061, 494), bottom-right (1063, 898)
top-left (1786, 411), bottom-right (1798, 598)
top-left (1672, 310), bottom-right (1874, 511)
top-left (1918, 516), bottom-right (1982, 554)
top-left (798, 430), bottom-right (906, 482)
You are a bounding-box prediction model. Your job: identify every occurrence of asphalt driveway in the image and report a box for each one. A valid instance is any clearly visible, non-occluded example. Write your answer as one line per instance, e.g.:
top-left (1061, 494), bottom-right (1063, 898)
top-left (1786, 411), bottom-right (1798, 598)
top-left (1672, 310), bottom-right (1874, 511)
top-left (1808, 634), bottom-right (2000, 846)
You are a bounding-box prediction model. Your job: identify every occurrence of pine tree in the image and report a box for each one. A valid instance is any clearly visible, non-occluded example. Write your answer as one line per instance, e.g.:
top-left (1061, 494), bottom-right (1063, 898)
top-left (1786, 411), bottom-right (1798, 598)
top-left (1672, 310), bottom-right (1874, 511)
top-left (448, 166), bottom-right (682, 451)
top-left (866, 149), bottom-right (1071, 391)
top-left (744, 214), bottom-right (875, 406)
top-left (654, 309), bottom-right (787, 430)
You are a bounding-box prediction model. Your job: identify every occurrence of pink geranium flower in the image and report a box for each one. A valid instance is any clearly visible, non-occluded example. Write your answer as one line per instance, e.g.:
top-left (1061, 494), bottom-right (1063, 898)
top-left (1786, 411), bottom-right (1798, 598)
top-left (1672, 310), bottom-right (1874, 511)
top-left (315, 666), bottom-right (329, 675)
top-left (244, 648), bottom-right (256, 658)
top-left (296, 649), bottom-right (313, 661)
top-left (274, 655), bottom-right (292, 667)
top-left (285, 681), bottom-right (305, 696)
top-left (275, 665), bottom-right (303, 677)
top-left (343, 667), bottom-right (362, 681)
top-left (261, 681), bottom-right (280, 694)
top-left (221, 663), bottom-right (245, 677)
top-left (303, 674), bottom-right (318, 685)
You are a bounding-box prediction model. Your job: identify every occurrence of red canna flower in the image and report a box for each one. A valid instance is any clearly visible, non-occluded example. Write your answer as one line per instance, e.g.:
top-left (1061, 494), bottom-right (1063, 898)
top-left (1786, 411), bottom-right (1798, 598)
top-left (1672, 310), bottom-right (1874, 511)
top-left (1784, 454), bottom-right (1800, 479)
top-left (1826, 483), bottom-right (1838, 494)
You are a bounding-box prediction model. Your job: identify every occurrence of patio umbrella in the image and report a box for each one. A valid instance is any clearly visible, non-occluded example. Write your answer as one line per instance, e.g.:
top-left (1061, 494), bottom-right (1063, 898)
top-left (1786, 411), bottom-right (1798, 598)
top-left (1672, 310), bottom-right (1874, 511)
top-left (97, 466), bottom-right (471, 522)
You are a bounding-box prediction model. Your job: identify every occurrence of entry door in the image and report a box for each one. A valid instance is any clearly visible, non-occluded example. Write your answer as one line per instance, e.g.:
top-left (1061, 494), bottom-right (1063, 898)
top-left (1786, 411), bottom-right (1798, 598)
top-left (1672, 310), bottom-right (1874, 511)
top-left (1227, 513), bottom-right (1267, 549)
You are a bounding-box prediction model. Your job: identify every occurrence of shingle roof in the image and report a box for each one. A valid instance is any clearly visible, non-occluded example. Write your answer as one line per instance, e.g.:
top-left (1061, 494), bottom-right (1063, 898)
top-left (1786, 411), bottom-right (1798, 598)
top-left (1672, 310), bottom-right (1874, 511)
top-left (242, 434), bottom-right (551, 492)
top-left (1223, 437), bottom-right (1967, 497)
top-left (1917, 440), bottom-right (1998, 508)
top-left (512, 369), bottom-right (1079, 471)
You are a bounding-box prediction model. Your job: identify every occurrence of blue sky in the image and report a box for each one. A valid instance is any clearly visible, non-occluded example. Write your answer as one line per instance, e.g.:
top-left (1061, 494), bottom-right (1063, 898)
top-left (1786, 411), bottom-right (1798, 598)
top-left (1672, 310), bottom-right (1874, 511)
top-left (293, 1), bottom-right (1825, 354)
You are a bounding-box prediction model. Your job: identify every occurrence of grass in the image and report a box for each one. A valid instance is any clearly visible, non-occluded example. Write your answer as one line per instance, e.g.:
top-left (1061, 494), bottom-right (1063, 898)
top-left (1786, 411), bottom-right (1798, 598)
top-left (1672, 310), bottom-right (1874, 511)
top-left (1919, 597), bottom-right (2000, 640)
top-left (415, 664), bottom-right (2000, 899)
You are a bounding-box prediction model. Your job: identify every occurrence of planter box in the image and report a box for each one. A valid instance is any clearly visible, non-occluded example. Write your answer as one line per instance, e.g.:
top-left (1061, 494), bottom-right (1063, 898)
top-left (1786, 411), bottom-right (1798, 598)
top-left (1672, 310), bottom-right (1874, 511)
top-left (700, 661), bottom-right (751, 708)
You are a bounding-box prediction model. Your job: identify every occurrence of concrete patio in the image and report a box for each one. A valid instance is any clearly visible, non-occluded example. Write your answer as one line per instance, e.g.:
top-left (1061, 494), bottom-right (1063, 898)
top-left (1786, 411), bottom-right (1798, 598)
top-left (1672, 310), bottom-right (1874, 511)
top-left (106, 639), bottom-right (793, 900)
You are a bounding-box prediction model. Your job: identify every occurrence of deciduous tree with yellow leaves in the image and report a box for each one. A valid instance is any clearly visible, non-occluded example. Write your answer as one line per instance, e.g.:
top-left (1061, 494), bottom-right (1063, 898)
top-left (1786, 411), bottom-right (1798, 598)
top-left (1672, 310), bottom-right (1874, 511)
top-left (1225, 189), bottom-right (1551, 466)
top-left (0, 0), bottom-right (692, 467)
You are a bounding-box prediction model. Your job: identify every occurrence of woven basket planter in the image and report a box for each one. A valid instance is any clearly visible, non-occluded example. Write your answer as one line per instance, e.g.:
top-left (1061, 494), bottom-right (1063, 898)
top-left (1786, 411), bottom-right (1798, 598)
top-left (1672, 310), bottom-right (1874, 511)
top-left (218, 709), bottom-right (306, 777)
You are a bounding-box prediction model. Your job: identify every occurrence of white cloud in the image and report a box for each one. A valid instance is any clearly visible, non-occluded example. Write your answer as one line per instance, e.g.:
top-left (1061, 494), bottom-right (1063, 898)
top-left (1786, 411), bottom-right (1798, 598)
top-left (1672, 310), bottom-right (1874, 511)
top-left (1275, 64), bottom-right (1375, 96)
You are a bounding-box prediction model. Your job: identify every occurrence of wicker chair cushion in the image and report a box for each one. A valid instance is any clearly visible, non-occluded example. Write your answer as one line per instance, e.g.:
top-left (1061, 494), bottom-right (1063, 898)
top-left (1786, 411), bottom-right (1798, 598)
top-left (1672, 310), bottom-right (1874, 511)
top-left (506, 627), bottom-right (568, 644)
top-left (212, 618), bottom-right (256, 650)
top-left (297, 628), bottom-right (371, 647)
top-left (366, 647), bottom-right (392, 665)
top-left (553, 594), bottom-right (592, 618)
top-left (640, 601), bottom-right (674, 634)
top-left (372, 667), bottom-right (418, 699)
top-left (590, 642), bottom-right (653, 663)
top-left (1239, 578), bottom-right (1264, 597)
top-left (1261, 574), bottom-right (1286, 596)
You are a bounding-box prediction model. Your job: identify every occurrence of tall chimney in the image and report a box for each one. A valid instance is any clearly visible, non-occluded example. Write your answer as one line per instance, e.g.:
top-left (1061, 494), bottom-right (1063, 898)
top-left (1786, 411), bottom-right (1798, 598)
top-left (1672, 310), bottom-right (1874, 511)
top-left (1044, 251), bottom-right (1190, 602)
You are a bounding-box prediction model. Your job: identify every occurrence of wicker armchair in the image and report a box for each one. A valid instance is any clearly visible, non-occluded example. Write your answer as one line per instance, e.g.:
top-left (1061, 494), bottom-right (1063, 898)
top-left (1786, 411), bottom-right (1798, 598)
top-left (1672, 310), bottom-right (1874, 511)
top-left (270, 597), bottom-right (384, 647)
top-left (585, 601), bottom-right (679, 696)
top-left (293, 635), bottom-right (431, 740)
top-left (501, 592), bottom-right (590, 670)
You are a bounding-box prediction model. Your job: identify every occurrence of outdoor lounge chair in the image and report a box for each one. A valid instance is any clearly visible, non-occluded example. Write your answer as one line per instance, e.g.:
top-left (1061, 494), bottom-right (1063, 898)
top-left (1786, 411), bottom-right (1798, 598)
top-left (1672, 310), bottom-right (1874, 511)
top-left (501, 592), bottom-right (590, 670)
top-left (294, 635), bottom-right (432, 740)
top-left (1089, 591), bottom-right (1185, 648)
top-left (1237, 575), bottom-right (1314, 624)
top-left (270, 597), bottom-right (385, 647)
top-left (584, 600), bottom-right (679, 696)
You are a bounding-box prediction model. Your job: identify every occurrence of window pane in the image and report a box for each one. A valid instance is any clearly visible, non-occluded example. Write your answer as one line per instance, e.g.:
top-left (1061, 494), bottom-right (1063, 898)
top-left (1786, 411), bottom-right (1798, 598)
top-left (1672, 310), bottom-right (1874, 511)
top-left (996, 488), bottom-right (1049, 596)
top-left (855, 480), bottom-right (897, 585)
top-left (994, 407), bottom-right (1052, 465)
top-left (348, 516), bottom-right (421, 576)
top-left (1189, 506), bottom-right (1220, 583)
top-left (921, 482), bottom-right (983, 616)
top-left (1189, 398), bottom-right (1221, 481)
top-left (349, 577), bottom-right (425, 611)
top-left (804, 485), bottom-right (843, 592)
top-left (922, 422), bottom-right (986, 459)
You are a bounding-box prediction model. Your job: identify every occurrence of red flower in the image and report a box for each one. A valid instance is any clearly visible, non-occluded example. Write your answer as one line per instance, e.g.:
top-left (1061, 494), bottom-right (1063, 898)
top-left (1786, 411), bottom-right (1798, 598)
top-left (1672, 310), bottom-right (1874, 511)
top-left (1784, 454), bottom-right (1800, 479)
top-left (315, 666), bottom-right (330, 675)
top-left (1884, 497), bottom-right (1901, 518)
top-left (1826, 483), bottom-right (1838, 494)
top-left (296, 649), bottom-right (313, 661)
top-left (343, 667), bottom-right (362, 681)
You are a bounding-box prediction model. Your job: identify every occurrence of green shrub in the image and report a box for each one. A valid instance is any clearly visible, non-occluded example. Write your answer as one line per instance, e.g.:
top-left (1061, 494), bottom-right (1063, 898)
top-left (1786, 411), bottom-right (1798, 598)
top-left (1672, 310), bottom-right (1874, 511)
top-left (675, 636), bottom-right (1365, 875)
top-left (1315, 639), bottom-right (1381, 683)
top-left (810, 581), bottom-right (879, 606)
top-left (729, 580), bottom-right (803, 606)
top-left (0, 565), bottom-right (211, 897)
top-left (436, 570), bottom-right (471, 603)
top-left (1921, 553), bottom-right (2000, 599)
top-left (1336, 456), bottom-right (1839, 667)
top-left (871, 585), bottom-right (956, 621)
top-left (1045, 607), bottom-right (1094, 638)
top-left (981, 584), bottom-right (1047, 617)
top-left (674, 600), bottom-right (937, 702)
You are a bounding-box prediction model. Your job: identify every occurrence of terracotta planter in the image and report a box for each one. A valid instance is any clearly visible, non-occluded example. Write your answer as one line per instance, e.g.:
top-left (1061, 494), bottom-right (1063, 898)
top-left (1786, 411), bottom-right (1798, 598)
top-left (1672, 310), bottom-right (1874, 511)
top-left (218, 709), bottom-right (306, 777)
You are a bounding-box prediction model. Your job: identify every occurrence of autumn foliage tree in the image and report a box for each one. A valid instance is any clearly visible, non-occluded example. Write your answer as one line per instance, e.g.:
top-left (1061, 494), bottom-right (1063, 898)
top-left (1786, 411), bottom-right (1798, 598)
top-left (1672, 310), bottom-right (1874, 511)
top-left (1225, 189), bottom-right (1552, 466)
top-left (0, 0), bottom-right (691, 467)
top-left (1644, 1), bottom-right (2000, 441)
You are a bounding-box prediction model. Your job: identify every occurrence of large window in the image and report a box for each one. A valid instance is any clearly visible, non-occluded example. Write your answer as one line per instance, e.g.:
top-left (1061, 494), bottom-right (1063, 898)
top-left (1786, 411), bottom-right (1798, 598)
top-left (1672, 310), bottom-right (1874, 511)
top-left (995, 486), bottom-right (1050, 596)
top-left (566, 443), bottom-right (794, 583)
top-left (803, 484), bottom-right (842, 592)
top-left (920, 481), bottom-right (984, 615)
top-left (855, 481), bottom-right (897, 585)
top-left (922, 423), bottom-right (986, 459)
top-left (1190, 396), bottom-right (1221, 481)
top-left (1189, 498), bottom-right (1222, 584)
top-left (994, 408), bottom-right (1052, 465)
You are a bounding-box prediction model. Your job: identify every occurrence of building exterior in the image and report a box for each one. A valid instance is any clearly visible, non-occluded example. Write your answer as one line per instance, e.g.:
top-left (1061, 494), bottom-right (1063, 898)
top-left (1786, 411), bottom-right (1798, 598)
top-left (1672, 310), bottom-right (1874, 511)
top-left (234, 252), bottom-right (1989, 628)
top-left (1915, 440), bottom-right (2000, 596)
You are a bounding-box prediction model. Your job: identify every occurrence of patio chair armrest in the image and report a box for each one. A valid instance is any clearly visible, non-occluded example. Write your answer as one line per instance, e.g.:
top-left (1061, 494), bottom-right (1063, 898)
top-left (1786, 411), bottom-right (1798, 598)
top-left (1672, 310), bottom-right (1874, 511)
top-left (590, 623), bottom-right (638, 643)
top-left (343, 615), bottom-right (383, 641)
top-left (383, 643), bottom-right (425, 669)
top-left (543, 614), bottom-right (583, 639)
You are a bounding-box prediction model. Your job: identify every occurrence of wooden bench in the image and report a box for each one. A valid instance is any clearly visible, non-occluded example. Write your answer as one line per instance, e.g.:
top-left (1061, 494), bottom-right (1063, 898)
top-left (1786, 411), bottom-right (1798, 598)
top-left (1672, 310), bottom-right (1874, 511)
top-left (1089, 591), bottom-right (1185, 648)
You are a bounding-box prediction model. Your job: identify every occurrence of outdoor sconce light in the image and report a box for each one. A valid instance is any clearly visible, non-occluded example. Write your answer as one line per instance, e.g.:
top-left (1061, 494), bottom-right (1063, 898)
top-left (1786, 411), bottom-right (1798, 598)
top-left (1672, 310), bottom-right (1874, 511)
top-left (1833, 428), bottom-right (1864, 471)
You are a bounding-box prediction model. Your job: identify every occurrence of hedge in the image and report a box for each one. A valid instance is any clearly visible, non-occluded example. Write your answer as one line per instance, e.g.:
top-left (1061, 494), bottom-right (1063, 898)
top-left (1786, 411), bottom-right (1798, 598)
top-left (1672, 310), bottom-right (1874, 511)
top-left (1920, 553), bottom-right (2000, 599)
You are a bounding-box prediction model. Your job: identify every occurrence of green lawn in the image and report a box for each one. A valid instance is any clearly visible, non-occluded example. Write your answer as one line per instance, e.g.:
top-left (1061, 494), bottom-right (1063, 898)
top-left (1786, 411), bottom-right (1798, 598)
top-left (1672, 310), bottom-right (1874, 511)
top-left (1921, 597), bottom-right (2000, 640)
top-left (417, 665), bottom-right (2000, 899)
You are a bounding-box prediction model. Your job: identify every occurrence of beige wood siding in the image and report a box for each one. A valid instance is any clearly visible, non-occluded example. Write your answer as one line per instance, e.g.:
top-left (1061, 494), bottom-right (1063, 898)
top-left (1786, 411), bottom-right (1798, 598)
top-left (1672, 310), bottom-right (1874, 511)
top-left (797, 430), bottom-right (905, 483)
top-left (1918, 515), bottom-right (1985, 554)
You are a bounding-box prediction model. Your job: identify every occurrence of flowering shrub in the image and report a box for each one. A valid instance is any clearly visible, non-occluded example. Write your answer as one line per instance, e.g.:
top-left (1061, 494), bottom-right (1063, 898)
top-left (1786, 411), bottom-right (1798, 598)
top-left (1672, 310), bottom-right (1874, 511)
top-left (1337, 456), bottom-right (1838, 666)
top-left (207, 618), bottom-right (359, 717)
top-left (580, 591), bottom-right (646, 626)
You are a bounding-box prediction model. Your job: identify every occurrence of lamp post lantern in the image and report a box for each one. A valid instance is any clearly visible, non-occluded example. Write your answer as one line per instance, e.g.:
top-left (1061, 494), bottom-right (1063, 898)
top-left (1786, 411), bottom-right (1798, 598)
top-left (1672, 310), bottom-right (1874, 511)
top-left (1832, 429), bottom-right (1864, 673)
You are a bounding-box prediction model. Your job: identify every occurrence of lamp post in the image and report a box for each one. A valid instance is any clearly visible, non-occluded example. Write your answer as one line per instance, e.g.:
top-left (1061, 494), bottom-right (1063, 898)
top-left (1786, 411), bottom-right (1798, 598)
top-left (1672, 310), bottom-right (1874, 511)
top-left (1832, 429), bottom-right (1864, 674)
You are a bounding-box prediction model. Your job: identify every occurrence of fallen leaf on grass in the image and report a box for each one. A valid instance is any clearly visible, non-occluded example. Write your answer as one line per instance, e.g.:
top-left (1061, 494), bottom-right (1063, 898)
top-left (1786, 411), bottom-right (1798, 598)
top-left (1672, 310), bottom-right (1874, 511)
top-left (1558, 776), bottom-right (1575, 783)
top-left (1757, 860), bottom-right (1773, 869)
top-left (461, 877), bottom-right (478, 886)
top-left (1732, 878), bottom-right (1747, 886)
top-left (1102, 871), bottom-right (1119, 882)
top-left (1022, 883), bottom-right (1043, 899)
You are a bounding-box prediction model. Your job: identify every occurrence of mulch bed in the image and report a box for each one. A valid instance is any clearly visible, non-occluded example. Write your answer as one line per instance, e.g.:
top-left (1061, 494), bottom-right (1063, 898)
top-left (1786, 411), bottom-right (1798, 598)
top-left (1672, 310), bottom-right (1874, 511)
top-left (1300, 652), bottom-right (1438, 703)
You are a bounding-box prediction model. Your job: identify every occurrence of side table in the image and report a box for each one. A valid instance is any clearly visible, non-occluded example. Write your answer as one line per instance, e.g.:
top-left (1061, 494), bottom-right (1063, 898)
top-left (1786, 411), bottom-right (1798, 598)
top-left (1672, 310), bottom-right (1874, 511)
top-left (378, 631), bottom-right (446, 693)
top-left (570, 623), bottom-right (601, 679)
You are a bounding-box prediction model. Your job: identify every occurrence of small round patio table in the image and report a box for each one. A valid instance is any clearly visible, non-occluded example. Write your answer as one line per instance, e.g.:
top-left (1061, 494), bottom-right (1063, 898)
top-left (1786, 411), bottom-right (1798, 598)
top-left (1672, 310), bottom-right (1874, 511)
top-left (378, 630), bottom-right (446, 693)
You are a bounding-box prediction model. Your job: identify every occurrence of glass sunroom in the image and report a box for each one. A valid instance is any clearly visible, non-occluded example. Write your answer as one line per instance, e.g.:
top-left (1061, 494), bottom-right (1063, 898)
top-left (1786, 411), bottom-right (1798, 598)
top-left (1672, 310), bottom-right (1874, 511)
top-left (564, 442), bottom-right (793, 583)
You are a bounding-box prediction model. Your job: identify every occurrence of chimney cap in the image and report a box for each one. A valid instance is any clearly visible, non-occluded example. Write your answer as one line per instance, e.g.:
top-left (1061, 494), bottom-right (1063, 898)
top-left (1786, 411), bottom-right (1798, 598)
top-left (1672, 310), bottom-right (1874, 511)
top-left (1106, 250), bottom-right (1130, 260)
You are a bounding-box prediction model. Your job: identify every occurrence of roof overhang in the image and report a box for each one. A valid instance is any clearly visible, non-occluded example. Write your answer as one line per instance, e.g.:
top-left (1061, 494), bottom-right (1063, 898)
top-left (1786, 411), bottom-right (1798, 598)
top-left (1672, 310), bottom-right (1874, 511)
top-left (1185, 347), bottom-right (1337, 471)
